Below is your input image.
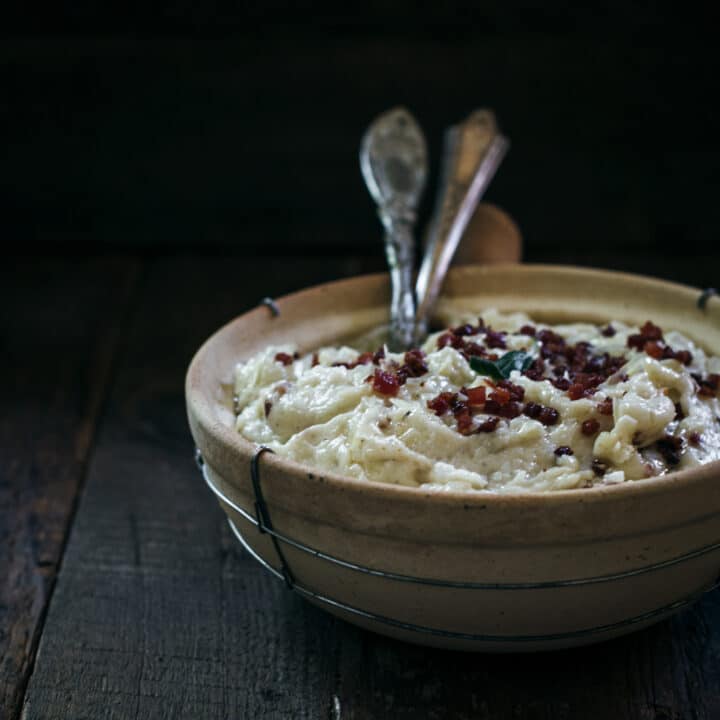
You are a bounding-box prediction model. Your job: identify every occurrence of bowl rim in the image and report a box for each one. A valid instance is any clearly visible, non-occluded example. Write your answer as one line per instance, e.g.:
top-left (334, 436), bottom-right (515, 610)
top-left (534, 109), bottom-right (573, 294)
top-left (186, 262), bottom-right (720, 508)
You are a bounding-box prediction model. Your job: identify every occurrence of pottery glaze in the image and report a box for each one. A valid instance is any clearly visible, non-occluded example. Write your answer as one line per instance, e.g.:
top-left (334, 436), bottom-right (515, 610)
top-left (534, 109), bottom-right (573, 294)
top-left (186, 264), bottom-right (720, 651)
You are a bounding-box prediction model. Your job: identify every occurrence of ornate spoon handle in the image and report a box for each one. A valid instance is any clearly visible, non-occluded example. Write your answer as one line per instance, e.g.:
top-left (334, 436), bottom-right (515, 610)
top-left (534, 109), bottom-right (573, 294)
top-left (382, 218), bottom-right (416, 350)
top-left (414, 110), bottom-right (508, 343)
top-left (360, 107), bottom-right (427, 350)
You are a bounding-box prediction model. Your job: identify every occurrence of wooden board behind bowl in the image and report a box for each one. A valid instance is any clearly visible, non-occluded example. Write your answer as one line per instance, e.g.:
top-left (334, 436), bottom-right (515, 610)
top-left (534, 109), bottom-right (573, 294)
top-left (452, 203), bottom-right (523, 267)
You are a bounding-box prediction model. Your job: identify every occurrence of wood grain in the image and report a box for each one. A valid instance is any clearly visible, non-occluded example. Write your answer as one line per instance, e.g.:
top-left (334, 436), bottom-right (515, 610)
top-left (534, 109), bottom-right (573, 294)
top-left (3, 21), bottom-right (720, 259)
top-left (0, 257), bottom-right (139, 719)
top-left (18, 256), bottom-right (379, 719)
top-left (16, 256), bottom-right (720, 719)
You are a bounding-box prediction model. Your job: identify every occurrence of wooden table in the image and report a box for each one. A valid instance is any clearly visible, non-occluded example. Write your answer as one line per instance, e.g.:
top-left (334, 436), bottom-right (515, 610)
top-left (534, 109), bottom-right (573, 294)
top-left (3, 252), bottom-right (720, 720)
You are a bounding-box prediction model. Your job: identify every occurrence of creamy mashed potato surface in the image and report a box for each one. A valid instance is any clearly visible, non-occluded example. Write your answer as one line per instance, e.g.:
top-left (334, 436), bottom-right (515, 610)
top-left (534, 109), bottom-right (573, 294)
top-left (232, 310), bottom-right (720, 492)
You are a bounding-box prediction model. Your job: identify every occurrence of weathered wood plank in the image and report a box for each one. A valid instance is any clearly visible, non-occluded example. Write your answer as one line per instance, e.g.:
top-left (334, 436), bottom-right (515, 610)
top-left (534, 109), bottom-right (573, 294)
top-left (18, 256), bottom-right (380, 720)
top-left (328, 591), bottom-right (720, 720)
top-left (20, 255), bottom-right (720, 720)
top-left (0, 257), bottom-right (139, 719)
top-left (526, 250), bottom-right (720, 291)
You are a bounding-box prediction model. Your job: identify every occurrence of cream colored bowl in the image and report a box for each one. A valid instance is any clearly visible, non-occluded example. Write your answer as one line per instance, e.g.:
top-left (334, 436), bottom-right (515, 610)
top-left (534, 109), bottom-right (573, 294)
top-left (186, 265), bottom-right (720, 651)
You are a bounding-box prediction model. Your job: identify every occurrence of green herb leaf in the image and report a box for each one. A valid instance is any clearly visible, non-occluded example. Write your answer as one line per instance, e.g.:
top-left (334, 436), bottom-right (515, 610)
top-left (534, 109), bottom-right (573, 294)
top-left (468, 357), bottom-right (504, 380)
top-left (470, 351), bottom-right (534, 380)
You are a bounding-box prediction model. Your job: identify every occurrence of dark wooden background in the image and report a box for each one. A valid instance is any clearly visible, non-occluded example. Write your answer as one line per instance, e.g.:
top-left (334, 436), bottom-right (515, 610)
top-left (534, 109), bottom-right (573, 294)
top-left (3, 6), bottom-right (720, 260)
top-left (3, 7), bottom-right (720, 719)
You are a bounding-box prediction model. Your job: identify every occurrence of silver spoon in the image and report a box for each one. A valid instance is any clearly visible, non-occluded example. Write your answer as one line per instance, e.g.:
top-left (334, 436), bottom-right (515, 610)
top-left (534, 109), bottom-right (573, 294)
top-left (414, 110), bottom-right (509, 343)
top-left (360, 107), bottom-right (427, 351)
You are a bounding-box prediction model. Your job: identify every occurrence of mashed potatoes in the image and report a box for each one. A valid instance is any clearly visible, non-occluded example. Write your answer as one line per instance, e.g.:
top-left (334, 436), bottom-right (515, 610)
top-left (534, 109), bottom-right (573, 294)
top-left (232, 310), bottom-right (720, 492)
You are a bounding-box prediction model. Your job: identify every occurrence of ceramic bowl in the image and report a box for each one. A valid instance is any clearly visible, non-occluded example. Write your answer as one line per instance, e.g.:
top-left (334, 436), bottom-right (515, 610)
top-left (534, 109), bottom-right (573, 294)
top-left (186, 264), bottom-right (720, 651)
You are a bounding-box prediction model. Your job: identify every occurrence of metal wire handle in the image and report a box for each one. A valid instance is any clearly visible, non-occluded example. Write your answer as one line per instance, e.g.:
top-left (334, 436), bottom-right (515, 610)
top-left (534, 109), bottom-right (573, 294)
top-left (227, 515), bottom-right (720, 644)
top-left (195, 448), bottom-right (720, 643)
top-left (698, 288), bottom-right (718, 310)
top-left (199, 448), bottom-right (720, 592)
